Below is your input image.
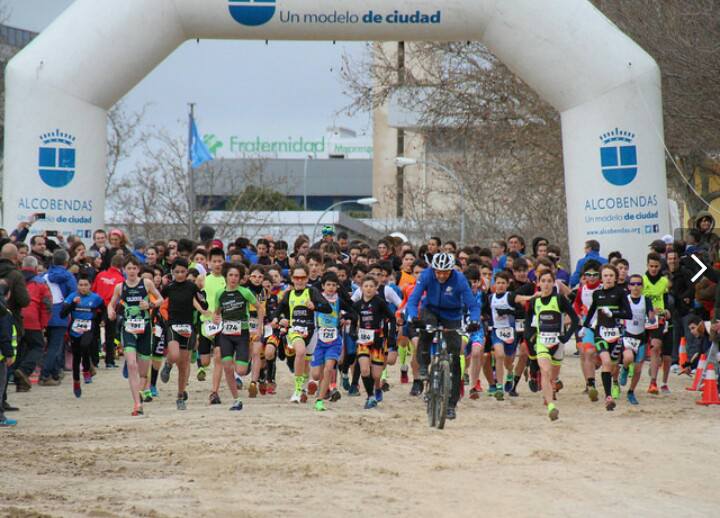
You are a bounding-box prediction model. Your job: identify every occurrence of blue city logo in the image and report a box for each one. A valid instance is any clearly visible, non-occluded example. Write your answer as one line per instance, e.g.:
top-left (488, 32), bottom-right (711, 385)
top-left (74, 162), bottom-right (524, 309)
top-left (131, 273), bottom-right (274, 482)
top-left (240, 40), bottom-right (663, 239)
top-left (38, 130), bottom-right (76, 188)
top-left (599, 128), bottom-right (637, 186)
top-left (229, 0), bottom-right (276, 27)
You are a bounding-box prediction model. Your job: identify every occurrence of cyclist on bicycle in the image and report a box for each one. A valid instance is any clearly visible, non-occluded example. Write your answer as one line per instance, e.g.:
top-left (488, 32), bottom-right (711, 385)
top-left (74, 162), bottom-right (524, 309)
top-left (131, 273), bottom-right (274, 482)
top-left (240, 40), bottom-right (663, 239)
top-left (407, 252), bottom-right (480, 420)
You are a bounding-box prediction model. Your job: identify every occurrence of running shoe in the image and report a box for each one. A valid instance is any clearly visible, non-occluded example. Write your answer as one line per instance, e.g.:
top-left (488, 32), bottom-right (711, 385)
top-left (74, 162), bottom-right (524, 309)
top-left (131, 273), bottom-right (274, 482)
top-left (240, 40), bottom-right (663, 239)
top-left (160, 363), bottom-right (172, 383)
top-left (588, 386), bottom-right (599, 402)
top-left (300, 390), bottom-right (308, 403)
top-left (605, 396), bottom-right (616, 411)
top-left (400, 370), bottom-right (409, 384)
top-left (647, 381), bottom-right (659, 395)
top-left (329, 388), bottom-right (342, 402)
top-left (248, 382), bottom-right (258, 398)
top-left (197, 367), bottom-right (207, 382)
top-left (0, 418), bottom-right (18, 427)
top-left (469, 388), bottom-right (480, 400)
top-left (235, 376), bottom-right (243, 391)
top-left (554, 379), bottom-right (564, 393)
top-left (374, 388), bottom-right (384, 403)
top-left (548, 403), bottom-right (559, 421)
top-left (619, 366), bottom-right (628, 386)
top-left (176, 399), bottom-right (187, 410)
top-left (290, 390), bottom-right (302, 403)
top-left (446, 406), bottom-right (457, 420)
top-left (266, 383), bottom-right (277, 395)
top-left (307, 380), bottom-right (318, 396)
top-left (150, 385), bottom-right (159, 398)
top-left (348, 385), bottom-right (361, 397)
top-left (504, 377), bottom-right (513, 393)
top-left (528, 377), bottom-right (539, 393)
top-left (364, 397), bottom-right (378, 409)
top-left (670, 364), bottom-right (679, 374)
top-left (209, 392), bottom-right (221, 405)
top-left (611, 383), bottom-right (621, 400)
top-left (73, 381), bottom-right (81, 399)
top-left (487, 385), bottom-right (497, 397)
top-left (341, 374), bottom-right (350, 391)
top-left (381, 381), bottom-right (390, 392)
top-left (315, 399), bottom-right (326, 412)
top-left (660, 384), bottom-right (671, 394)
top-left (230, 399), bottom-right (243, 411)
top-left (627, 391), bottom-right (639, 405)
top-left (131, 406), bottom-right (144, 417)
top-left (83, 372), bottom-right (93, 384)
top-left (494, 387), bottom-right (504, 401)
top-left (142, 390), bottom-right (153, 403)
top-left (409, 380), bottom-right (422, 397)
top-left (508, 388), bottom-right (519, 398)
top-left (259, 382), bottom-right (267, 395)
top-left (122, 361), bottom-right (128, 379)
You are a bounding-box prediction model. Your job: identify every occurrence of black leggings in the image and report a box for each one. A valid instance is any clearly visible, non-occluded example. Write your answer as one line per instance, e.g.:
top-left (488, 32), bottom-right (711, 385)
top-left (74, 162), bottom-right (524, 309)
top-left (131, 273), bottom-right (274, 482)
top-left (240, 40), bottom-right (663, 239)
top-left (71, 337), bottom-right (92, 382)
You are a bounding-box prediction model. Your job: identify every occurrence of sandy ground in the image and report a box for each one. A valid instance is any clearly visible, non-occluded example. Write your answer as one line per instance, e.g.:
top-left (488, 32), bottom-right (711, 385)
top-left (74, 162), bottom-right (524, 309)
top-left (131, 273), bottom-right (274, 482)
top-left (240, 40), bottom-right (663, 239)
top-left (1, 349), bottom-right (719, 518)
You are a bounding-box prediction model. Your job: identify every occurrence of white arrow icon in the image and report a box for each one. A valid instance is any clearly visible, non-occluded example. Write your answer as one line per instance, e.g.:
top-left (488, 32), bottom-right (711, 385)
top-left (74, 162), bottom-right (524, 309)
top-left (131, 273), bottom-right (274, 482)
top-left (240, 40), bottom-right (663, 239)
top-left (691, 254), bottom-right (708, 282)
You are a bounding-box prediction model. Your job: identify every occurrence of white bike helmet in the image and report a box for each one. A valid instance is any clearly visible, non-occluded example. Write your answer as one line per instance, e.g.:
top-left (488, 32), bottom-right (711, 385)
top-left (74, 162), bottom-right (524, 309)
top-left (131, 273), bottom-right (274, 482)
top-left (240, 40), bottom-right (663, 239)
top-left (431, 252), bottom-right (455, 271)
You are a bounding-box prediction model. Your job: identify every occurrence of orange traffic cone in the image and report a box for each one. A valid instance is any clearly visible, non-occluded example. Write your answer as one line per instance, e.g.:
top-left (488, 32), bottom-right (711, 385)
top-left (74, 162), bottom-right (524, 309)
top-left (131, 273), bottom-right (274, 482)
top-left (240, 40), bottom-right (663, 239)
top-left (686, 354), bottom-right (706, 391)
top-left (696, 362), bottom-right (720, 405)
top-left (678, 338), bottom-right (688, 372)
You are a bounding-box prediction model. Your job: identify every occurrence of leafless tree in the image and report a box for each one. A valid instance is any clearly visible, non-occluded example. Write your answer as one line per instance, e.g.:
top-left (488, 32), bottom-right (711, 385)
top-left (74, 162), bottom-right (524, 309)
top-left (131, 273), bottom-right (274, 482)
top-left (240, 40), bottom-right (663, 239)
top-left (108, 129), bottom-right (294, 242)
top-left (341, 41), bottom-right (566, 249)
top-left (106, 102), bottom-right (148, 198)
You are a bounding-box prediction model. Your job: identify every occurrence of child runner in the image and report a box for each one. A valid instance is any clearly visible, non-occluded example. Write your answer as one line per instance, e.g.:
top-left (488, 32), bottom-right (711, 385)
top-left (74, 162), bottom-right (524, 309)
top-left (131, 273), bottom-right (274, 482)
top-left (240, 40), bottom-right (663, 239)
top-left (162, 258), bottom-right (210, 410)
top-left (524, 270), bottom-right (579, 421)
top-left (213, 263), bottom-right (258, 411)
top-left (353, 275), bottom-right (395, 409)
top-left (61, 273), bottom-right (104, 398)
top-left (583, 264), bottom-right (632, 411)
top-left (621, 274), bottom-right (654, 405)
top-left (107, 256), bottom-right (164, 416)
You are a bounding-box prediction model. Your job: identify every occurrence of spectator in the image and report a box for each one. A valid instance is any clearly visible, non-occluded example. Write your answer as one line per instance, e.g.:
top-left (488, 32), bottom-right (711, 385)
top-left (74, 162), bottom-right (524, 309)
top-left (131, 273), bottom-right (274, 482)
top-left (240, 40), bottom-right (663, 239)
top-left (30, 235), bottom-right (50, 269)
top-left (0, 289), bottom-right (16, 427)
top-left (0, 243), bottom-right (31, 338)
top-left (90, 229), bottom-right (108, 256)
top-left (40, 250), bottom-right (77, 386)
top-left (570, 239), bottom-right (608, 287)
top-left (132, 238), bottom-right (147, 263)
top-left (14, 256), bottom-right (51, 392)
top-left (694, 211), bottom-right (719, 258)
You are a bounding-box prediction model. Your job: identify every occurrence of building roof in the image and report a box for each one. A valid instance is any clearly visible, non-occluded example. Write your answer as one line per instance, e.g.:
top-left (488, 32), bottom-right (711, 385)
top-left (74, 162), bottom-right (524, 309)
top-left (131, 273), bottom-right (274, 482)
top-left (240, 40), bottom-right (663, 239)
top-left (194, 157), bottom-right (371, 197)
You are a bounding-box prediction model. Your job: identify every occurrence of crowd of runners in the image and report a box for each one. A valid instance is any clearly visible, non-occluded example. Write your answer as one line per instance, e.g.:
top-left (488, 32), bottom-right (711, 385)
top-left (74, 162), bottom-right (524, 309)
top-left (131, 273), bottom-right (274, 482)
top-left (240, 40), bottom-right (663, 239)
top-left (1, 211), bottom-right (719, 426)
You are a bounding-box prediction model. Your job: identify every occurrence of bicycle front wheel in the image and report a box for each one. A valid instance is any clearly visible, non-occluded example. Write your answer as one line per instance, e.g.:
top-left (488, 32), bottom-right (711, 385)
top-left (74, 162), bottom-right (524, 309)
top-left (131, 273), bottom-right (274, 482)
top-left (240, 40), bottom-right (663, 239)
top-left (427, 363), bottom-right (438, 428)
top-left (435, 359), bottom-right (451, 430)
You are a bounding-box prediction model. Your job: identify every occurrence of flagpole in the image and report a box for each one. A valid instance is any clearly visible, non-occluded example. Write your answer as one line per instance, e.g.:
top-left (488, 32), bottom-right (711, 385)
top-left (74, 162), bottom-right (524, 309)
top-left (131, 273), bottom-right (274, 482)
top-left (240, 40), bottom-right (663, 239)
top-left (187, 102), bottom-right (196, 239)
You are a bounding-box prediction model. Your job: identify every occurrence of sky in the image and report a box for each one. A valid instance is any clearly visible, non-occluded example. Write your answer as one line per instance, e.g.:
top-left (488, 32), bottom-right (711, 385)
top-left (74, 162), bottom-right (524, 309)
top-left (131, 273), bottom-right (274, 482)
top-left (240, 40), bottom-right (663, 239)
top-left (4, 0), bottom-right (371, 155)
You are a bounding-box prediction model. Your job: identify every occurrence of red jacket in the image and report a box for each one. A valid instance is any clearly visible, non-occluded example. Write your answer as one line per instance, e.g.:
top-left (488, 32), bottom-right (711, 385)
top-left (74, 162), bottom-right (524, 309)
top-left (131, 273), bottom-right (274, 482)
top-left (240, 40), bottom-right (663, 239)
top-left (21, 270), bottom-right (51, 331)
top-left (92, 267), bottom-right (124, 305)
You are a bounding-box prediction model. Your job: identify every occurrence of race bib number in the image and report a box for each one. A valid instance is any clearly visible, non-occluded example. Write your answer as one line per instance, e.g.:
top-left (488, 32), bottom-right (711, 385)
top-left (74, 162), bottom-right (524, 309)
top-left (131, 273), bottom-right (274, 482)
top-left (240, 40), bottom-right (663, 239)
top-left (125, 318), bottom-right (146, 335)
top-left (538, 332), bottom-right (559, 346)
top-left (291, 325), bottom-right (308, 337)
top-left (624, 337), bottom-right (641, 352)
top-left (263, 324), bottom-right (273, 339)
top-left (249, 318), bottom-right (260, 335)
top-left (71, 319), bottom-right (92, 334)
top-left (515, 320), bottom-right (525, 333)
top-left (318, 327), bottom-right (338, 343)
top-left (203, 321), bottom-right (222, 337)
top-left (645, 317), bottom-right (659, 330)
top-left (358, 328), bottom-right (375, 344)
top-left (223, 320), bottom-right (243, 336)
top-left (496, 327), bottom-right (515, 344)
top-left (154, 324), bottom-right (164, 338)
top-left (599, 326), bottom-right (621, 343)
top-left (171, 324), bottom-right (193, 338)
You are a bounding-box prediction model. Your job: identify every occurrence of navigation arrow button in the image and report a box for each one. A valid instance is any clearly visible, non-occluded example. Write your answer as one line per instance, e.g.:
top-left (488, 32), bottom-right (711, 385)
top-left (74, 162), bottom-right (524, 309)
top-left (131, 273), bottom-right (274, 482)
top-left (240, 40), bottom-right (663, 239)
top-left (691, 254), bottom-right (708, 283)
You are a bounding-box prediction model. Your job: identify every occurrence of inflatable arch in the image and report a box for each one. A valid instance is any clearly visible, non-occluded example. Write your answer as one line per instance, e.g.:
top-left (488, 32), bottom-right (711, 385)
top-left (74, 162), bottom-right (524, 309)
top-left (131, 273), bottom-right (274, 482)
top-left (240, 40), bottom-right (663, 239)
top-left (3, 0), bottom-right (668, 267)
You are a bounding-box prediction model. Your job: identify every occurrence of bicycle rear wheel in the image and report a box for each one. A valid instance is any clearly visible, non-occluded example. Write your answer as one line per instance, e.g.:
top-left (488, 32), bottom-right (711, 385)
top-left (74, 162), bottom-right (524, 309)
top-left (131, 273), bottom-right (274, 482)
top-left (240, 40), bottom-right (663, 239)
top-left (435, 359), bottom-right (451, 430)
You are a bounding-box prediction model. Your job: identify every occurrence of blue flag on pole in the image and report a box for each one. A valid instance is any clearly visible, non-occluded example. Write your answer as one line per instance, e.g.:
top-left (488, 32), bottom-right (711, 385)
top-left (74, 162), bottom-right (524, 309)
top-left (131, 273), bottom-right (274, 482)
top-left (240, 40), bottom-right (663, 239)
top-left (189, 118), bottom-right (213, 169)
